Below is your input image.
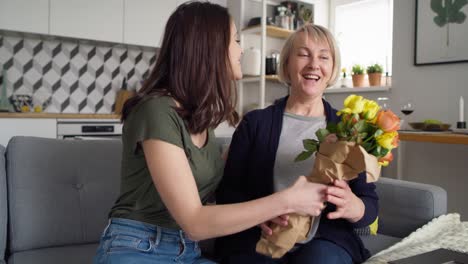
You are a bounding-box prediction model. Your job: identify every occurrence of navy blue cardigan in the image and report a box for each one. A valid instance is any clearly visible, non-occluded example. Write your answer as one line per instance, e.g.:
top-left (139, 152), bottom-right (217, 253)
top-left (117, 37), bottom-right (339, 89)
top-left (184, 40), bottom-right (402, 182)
top-left (215, 96), bottom-right (379, 263)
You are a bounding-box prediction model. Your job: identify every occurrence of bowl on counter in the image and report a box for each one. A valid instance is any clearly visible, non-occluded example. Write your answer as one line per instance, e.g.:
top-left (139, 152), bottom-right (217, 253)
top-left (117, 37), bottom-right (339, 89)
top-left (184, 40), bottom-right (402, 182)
top-left (409, 122), bottom-right (451, 131)
top-left (9, 94), bottom-right (33, 112)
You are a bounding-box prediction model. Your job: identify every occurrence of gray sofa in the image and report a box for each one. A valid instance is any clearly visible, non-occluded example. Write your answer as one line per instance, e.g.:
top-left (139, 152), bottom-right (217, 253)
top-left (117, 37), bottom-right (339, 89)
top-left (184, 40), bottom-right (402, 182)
top-left (0, 136), bottom-right (447, 263)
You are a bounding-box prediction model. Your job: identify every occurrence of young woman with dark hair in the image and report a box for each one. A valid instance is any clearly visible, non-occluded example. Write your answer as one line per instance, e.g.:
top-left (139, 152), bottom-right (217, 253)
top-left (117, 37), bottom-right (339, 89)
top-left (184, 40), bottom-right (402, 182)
top-left (93, 2), bottom-right (327, 263)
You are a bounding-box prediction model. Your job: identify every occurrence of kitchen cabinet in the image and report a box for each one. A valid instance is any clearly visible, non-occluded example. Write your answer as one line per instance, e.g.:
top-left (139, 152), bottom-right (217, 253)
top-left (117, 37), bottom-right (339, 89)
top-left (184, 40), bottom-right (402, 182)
top-left (123, 0), bottom-right (176, 47)
top-left (123, 0), bottom-right (226, 47)
top-left (0, 0), bottom-right (49, 34)
top-left (49, 0), bottom-right (124, 43)
top-left (0, 118), bottom-right (57, 146)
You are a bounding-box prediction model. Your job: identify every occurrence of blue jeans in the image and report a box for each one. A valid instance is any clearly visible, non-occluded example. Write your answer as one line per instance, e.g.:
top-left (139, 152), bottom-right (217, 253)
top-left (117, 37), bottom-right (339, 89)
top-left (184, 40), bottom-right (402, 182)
top-left (93, 218), bottom-right (216, 264)
top-left (222, 239), bottom-right (353, 264)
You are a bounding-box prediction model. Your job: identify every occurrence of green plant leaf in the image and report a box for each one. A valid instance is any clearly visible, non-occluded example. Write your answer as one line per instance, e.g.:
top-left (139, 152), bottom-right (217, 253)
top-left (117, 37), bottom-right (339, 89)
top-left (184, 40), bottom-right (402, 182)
top-left (316, 129), bottom-right (330, 142)
top-left (295, 151), bottom-right (313, 162)
top-left (353, 120), bottom-right (367, 133)
top-left (380, 147), bottom-right (390, 157)
top-left (366, 63), bottom-right (384, 74)
top-left (303, 139), bottom-right (318, 152)
top-left (372, 145), bottom-right (382, 157)
top-left (326, 123), bottom-right (338, 133)
top-left (358, 132), bottom-right (368, 143)
top-left (352, 64), bottom-right (365, 75)
top-left (362, 141), bottom-right (373, 151)
top-left (431, 0), bottom-right (468, 27)
top-left (337, 122), bottom-right (347, 137)
top-left (374, 129), bottom-right (384, 137)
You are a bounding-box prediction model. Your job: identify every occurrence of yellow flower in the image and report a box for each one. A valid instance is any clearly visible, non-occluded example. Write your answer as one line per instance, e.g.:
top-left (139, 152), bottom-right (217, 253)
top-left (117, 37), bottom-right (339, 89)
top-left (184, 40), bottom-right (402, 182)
top-left (376, 131), bottom-right (398, 150)
top-left (362, 99), bottom-right (380, 120)
top-left (379, 160), bottom-right (389, 167)
top-left (338, 95), bottom-right (365, 115)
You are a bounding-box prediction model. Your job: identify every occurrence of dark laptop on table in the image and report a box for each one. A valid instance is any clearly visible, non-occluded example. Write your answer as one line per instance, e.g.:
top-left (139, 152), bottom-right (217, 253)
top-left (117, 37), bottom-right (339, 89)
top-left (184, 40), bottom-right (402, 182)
top-left (389, 249), bottom-right (468, 264)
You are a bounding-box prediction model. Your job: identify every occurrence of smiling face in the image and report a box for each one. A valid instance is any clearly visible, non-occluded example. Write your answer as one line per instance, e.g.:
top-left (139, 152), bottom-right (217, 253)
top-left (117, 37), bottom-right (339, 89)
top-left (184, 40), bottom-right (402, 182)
top-left (286, 32), bottom-right (334, 99)
top-left (229, 21), bottom-right (243, 80)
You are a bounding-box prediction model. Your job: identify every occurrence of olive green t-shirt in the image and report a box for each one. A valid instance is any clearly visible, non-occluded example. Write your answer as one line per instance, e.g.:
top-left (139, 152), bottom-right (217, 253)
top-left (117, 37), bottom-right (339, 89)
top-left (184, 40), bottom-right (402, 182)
top-left (109, 96), bottom-right (224, 229)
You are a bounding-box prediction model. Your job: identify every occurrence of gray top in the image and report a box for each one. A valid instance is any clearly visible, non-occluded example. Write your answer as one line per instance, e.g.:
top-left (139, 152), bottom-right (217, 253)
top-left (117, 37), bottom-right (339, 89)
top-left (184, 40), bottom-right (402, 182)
top-left (274, 112), bottom-right (326, 244)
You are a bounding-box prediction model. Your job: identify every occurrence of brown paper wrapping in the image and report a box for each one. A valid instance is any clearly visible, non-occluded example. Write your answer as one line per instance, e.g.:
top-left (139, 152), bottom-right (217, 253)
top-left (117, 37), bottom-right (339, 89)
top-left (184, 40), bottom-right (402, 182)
top-left (256, 141), bottom-right (381, 258)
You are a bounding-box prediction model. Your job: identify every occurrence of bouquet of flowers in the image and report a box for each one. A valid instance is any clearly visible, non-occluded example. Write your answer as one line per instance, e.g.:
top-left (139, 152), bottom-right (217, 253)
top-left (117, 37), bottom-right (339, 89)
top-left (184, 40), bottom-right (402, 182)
top-left (256, 95), bottom-right (401, 258)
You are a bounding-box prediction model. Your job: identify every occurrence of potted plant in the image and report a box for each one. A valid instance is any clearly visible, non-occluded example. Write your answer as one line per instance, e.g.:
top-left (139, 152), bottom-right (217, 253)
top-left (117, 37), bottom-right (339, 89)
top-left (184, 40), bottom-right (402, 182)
top-left (351, 64), bottom-right (365, 87)
top-left (366, 63), bottom-right (383, 86)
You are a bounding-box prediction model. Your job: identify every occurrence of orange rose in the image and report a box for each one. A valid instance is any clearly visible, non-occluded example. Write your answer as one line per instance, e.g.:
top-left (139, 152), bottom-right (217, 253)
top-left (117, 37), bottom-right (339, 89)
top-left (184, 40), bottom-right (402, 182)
top-left (376, 110), bottom-right (400, 132)
top-left (378, 152), bottom-right (393, 167)
top-left (392, 133), bottom-right (399, 148)
top-left (379, 151), bottom-right (393, 163)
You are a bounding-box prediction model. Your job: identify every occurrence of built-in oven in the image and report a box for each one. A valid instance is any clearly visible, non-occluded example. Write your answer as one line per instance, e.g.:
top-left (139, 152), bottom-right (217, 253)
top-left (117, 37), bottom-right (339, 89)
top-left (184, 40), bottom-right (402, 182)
top-left (57, 119), bottom-right (123, 140)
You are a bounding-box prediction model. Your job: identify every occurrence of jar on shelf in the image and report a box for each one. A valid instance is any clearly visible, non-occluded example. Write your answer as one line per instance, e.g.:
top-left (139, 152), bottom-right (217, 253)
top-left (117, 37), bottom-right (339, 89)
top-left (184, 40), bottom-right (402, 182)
top-left (242, 47), bottom-right (261, 76)
top-left (275, 6), bottom-right (289, 29)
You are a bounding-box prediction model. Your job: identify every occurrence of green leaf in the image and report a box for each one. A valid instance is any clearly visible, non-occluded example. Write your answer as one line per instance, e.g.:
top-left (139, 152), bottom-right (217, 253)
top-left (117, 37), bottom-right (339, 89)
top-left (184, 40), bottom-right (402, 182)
top-left (294, 151), bottom-right (313, 162)
top-left (362, 141), bottom-right (373, 151)
top-left (326, 123), bottom-right (338, 133)
top-left (431, 0), bottom-right (446, 27)
top-left (316, 129), bottom-right (330, 142)
top-left (449, 0), bottom-right (468, 23)
top-left (372, 145), bottom-right (382, 157)
top-left (380, 147), bottom-right (390, 157)
top-left (374, 129), bottom-right (384, 137)
top-left (353, 120), bottom-right (367, 133)
top-left (336, 122), bottom-right (347, 137)
top-left (303, 139), bottom-right (318, 152)
top-left (431, 0), bottom-right (468, 27)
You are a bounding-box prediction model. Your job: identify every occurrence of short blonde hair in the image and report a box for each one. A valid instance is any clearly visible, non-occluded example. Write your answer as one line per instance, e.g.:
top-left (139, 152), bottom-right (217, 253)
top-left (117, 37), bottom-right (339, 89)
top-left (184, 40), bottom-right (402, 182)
top-left (278, 24), bottom-right (341, 88)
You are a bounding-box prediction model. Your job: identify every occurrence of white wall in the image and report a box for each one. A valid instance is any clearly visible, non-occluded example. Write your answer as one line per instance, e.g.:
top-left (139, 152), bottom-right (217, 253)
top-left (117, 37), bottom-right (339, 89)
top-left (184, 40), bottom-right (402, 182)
top-left (325, 0), bottom-right (468, 220)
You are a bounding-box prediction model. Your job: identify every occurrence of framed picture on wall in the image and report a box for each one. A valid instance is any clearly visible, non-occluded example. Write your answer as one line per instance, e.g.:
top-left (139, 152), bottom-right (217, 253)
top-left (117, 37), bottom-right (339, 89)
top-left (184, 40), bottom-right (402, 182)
top-left (414, 0), bottom-right (468, 65)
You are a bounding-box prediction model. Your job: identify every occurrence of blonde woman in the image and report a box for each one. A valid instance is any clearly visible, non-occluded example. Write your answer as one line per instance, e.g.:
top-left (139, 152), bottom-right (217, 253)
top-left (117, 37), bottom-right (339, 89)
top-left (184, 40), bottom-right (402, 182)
top-left (216, 24), bottom-right (378, 264)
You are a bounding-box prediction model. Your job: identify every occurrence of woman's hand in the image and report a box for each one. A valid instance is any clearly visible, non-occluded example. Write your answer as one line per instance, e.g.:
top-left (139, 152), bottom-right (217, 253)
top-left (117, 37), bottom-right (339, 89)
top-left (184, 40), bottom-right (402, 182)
top-left (325, 179), bottom-right (365, 223)
top-left (283, 176), bottom-right (327, 217)
top-left (259, 215), bottom-right (289, 236)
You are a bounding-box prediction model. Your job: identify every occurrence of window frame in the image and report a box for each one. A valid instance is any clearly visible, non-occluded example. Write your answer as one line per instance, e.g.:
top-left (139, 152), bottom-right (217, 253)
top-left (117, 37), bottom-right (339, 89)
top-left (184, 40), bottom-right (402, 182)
top-left (329, 0), bottom-right (393, 75)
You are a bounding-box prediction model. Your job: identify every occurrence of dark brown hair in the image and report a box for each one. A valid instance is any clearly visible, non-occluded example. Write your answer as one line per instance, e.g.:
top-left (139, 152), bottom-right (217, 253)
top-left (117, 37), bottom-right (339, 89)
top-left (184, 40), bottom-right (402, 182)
top-left (121, 1), bottom-right (239, 133)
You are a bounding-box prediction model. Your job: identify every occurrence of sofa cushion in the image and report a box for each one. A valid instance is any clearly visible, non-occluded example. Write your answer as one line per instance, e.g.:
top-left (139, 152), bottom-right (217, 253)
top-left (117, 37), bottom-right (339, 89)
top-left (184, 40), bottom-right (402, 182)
top-left (6, 137), bottom-right (122, 253)
top-left (0, 145), bottom-right (7, 262)
top-left (7, 243), bottom-right (98, 264)
top-left (376, 177), bottom-right (447, 238)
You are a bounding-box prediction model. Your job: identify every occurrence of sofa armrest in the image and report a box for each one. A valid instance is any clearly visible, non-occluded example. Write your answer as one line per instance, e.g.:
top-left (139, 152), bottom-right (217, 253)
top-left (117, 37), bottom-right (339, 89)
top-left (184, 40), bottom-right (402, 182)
top-left (376, 177), bottom-right (447, 238)
top-left (0, 145), bottom-right (7, 263)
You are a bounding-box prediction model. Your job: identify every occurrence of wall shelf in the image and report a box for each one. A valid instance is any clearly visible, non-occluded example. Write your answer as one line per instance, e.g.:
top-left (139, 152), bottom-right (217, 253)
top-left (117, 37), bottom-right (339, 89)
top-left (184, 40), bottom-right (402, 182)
top-left (324, 86), bottom-right (391, 94)
top-left (242, 25), bottom-right (293, 39)
top-left (240, 76), bottom-right (390, 94)
top-left (241, 75), bottom-right (282, 83)
top-left (247, 0), bottom-right (281, 5)
top-left (265, 74), bottom-right (281, 82)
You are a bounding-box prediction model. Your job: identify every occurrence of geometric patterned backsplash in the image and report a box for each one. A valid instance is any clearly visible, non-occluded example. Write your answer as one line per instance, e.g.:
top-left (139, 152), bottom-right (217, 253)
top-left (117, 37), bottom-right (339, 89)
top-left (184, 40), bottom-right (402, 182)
top-left (0, 31), bottom-right (157, 113)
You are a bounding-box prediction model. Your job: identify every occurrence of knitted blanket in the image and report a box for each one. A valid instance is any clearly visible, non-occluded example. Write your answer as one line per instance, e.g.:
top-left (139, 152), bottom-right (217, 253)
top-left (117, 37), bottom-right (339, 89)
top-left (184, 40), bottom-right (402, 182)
top-left (365, 213), bottom-right (468, 264)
